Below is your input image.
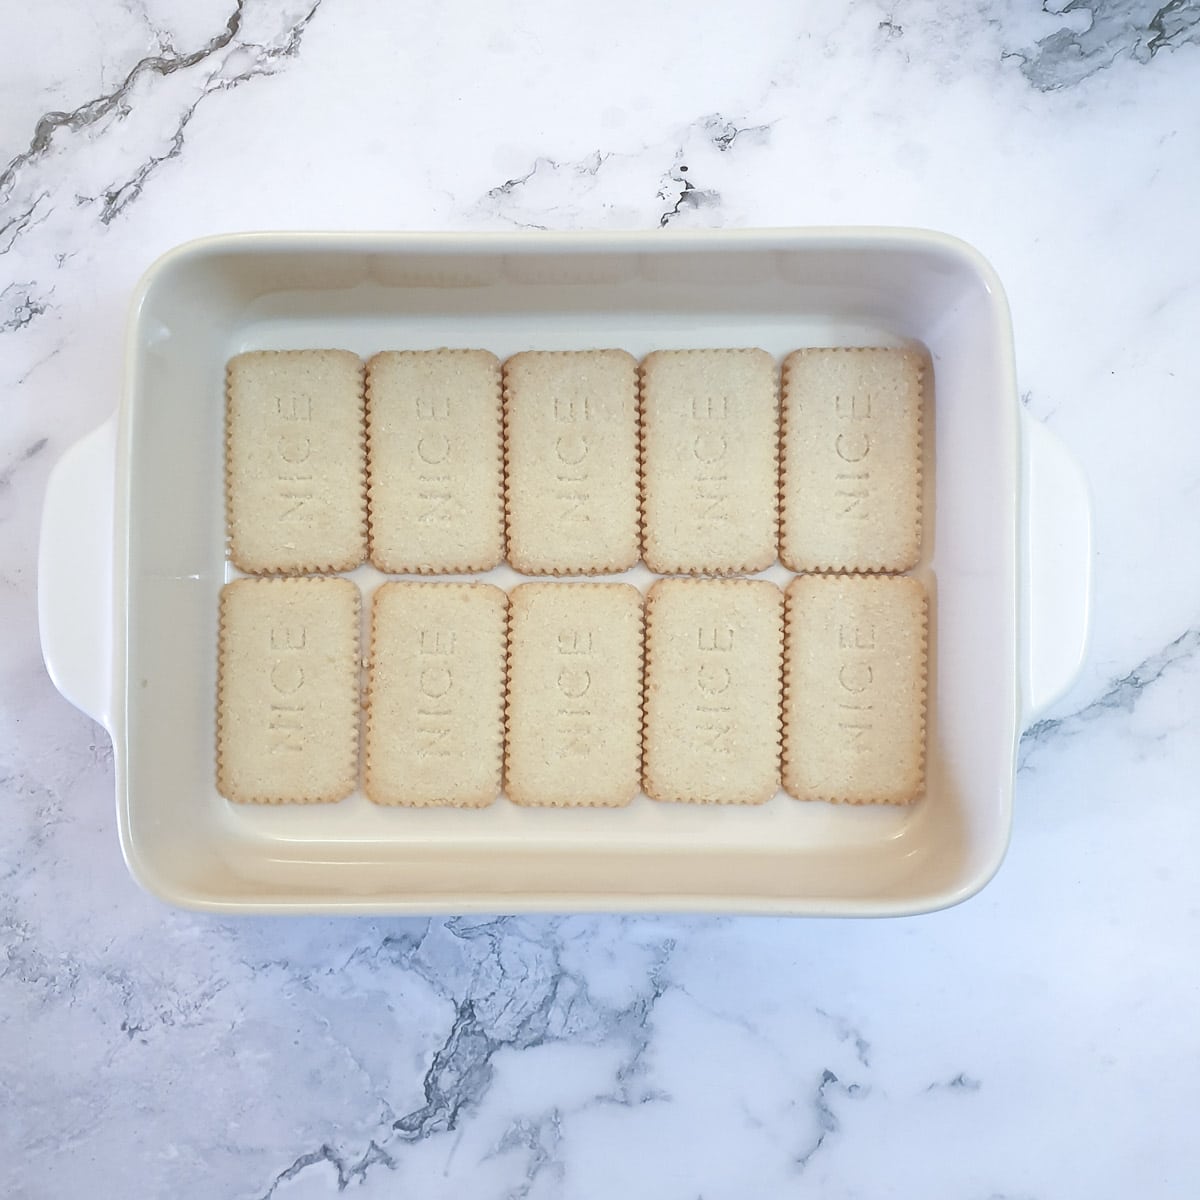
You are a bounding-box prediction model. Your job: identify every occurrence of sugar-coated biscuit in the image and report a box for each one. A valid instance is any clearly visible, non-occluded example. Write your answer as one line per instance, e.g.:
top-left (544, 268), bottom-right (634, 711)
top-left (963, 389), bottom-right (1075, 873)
top-left (780, 346), bottom-right (924, 572)
top-left (640, 349), bottom-right (779, 574)
top-left (225, 350), bottom-right (367, 574)
top-left (365, 582), bottom-right (507, 807)
top-left (366, 350), bottom-right (504, 573)
top-left (642, 578), bottom-right (783, 805)
top-left (505, 582), bottom-right (643, 806)
top-left (217, 577), bottom-right (361, 804)
top-left (783, 574), bottom-right (927, 804)
top-left (503, 350), bottom-right (640, 575)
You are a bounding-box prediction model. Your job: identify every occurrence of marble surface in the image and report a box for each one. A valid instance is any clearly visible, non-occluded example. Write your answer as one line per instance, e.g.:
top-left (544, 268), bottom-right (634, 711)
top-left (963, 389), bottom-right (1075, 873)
top-left (3, 0), bottom-right (1199, 1194)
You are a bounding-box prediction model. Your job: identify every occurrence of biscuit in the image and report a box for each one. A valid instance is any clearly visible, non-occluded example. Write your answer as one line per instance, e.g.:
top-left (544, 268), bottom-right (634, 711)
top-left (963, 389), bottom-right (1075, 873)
top-left (225, 350), bottom-right (367, 574)
top-left (503, 350), bottom-right (640, 574)
top-left (505, 583), bottom-right (643, 806)
top-left (782, 574), bottom-right (927, 804)
top-left (642, 578), bottom-right (783, 805)
top-left (366, 350), bottom-right (504, 573)
top-left (780, 346), bottom-right (924, 572)
top-left (217, 577), bottom-right (361, 804)
top-left (640, 349), bottom-right (779, 574)
top-left (365, 582), bottom-right (507, 807)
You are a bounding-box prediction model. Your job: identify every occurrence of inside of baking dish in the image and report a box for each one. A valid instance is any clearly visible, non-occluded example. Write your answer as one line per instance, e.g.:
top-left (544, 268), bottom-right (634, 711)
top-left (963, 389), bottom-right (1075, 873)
top-left (118, 234), bottom-right (1018, 912)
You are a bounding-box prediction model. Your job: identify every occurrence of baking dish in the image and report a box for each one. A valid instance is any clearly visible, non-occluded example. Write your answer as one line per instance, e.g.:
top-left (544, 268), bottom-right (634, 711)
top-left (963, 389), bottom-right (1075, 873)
top-left (37, 229), bottom-right (1091, 915)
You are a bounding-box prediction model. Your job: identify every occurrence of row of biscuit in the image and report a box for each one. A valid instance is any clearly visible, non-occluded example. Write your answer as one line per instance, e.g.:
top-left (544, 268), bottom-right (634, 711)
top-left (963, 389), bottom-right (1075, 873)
top-left (225, 345), bottom-right (924, 577)
top-left (216, 574), bottom-right (927, 809)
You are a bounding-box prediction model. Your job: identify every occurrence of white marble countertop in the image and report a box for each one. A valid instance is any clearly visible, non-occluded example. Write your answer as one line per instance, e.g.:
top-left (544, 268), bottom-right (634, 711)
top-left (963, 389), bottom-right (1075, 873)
top-left (4, 1), bottom-right (1200, 1195)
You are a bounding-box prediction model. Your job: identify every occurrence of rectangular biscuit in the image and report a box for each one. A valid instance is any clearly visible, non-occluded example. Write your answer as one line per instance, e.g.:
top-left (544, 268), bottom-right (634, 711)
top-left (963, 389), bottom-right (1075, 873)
top-left (226, 350), bottom-right (367, 573)
top-left (640, 349), bottom-right (779, 574)
top-left (217, 577), bottom-right (361, 804)
top-left (505, 583), bottom-right (643, 806)
top-left (366, 350), bottom-right (504, 573)
top-left (783, 574), bottom-right (927, 804)
top-left (503, 350), bottom-right (640, 574)
top-left (780, 346), bottom-right (924, 572)
top-left (365, 582), bottom-right (507, 807)
top-left (643, 578), bottom-right (783, 805)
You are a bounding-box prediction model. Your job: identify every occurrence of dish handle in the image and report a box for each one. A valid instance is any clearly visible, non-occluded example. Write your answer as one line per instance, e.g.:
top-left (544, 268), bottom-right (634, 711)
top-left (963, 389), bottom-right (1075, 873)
top-left (38, 416), bottom-right (117, 732)
top-left (1019, 410), bottom-right (1092, 726)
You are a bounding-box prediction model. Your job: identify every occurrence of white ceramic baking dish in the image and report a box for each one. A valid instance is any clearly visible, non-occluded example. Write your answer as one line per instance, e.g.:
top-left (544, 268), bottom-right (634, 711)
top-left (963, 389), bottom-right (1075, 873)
top-left (38, 229), bottom-right (1091, 916)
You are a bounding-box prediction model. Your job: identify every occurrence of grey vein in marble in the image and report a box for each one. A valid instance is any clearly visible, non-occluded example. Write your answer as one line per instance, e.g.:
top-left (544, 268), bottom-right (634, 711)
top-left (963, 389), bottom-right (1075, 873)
top-left (659, 114), bottom-right (771, 226)
top-left (816, 1007), bottom-right (872, 1068)
top-left (0, 193), bottom-right (49, 254)
top-left (1011, 0), bottom-right (1200, 91)
top-left (0, 2), bottom-right (244, 192)
top-left (253, 918), bottom-right (675, 1197)
top-left (0, 0), bottom-right (323, 283)
top-left (487, 1111), bottom-right (565, 1199)
top-left (926, 1072), bottom-right (983, 1092)
top-left (795, 1069), bottom-right (864, 1171)
top-left (702, 113), bottom-right (772, 154)
top-left (480, 150), bottom-right (623, 230)
top-left (657, 165), bottom-right (720, 227)
top-left (96, 0), bottom-right (323, 226)
top-left (0, 437), bottom-right (49, 496)
top-left (1, 0), bottom-right (312, 204)
top-left (258, 1141), bottom-right (397, 1198)
top-left (0, 283), bottom-right (50, 333)
top-left (1019, 624), bottom-right (1199, 767)
top-left (476, 110), bottom-right (771, 231)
